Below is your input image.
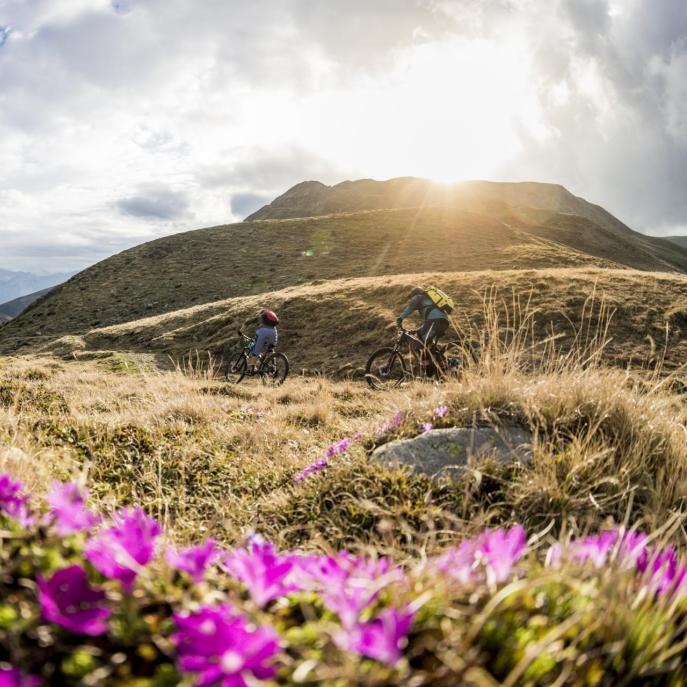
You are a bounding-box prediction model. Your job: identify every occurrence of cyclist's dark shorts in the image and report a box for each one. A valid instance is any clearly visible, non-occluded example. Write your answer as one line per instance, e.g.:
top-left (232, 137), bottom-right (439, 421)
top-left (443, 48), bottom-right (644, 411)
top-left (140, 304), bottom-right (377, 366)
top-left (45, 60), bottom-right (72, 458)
top-left (418, 318), bottom-right (449, 346)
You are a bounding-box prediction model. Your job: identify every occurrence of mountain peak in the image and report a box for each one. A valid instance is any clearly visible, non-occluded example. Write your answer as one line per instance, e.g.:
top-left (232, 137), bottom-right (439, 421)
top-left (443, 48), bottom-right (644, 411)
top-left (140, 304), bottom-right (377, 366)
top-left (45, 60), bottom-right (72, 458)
top-left (245, 176), bottom-right (581, 222)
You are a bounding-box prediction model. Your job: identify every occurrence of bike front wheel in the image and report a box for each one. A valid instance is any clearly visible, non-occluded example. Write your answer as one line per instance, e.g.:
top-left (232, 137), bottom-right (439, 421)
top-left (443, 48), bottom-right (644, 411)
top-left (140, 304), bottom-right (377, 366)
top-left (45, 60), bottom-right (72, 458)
top-left (260, 352), bottom-right (289, 386)
top-left (225, 352), bottom-right (248, 384)
top-left (365, 347), bottom-right (407, 390)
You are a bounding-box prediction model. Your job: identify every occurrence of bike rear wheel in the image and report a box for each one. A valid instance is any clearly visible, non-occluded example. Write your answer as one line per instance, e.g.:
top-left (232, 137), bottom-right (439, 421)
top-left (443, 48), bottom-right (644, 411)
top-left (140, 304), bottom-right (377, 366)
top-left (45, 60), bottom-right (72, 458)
top-left (260, 352), bottom-right (289, 386)
top-left (225, 352), bottom-right (248, 384)
top-left (441, 342), bottom-right (463, 378)
top-left (365, 347), bottom-right (407, 390)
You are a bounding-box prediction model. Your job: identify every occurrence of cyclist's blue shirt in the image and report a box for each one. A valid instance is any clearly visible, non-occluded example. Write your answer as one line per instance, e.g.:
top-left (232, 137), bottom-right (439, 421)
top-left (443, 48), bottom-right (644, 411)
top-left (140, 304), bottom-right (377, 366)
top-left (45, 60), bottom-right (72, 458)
top-left (253, 325), bottom-right (277, 356)
top-left (399, 294), bottom-right (448, 322)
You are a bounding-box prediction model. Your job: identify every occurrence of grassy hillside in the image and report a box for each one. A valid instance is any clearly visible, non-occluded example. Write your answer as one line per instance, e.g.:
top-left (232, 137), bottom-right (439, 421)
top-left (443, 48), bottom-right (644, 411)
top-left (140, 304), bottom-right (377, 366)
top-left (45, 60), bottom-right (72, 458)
top-left (3, 320), bottom-right (687, 550)
top-left (21, 267), bottom-right (687, 375)
top-left (0, 205), bottom-right (623, 345)
top-left (667, 235), bottom-right (687, 249)
top-left (3, 206), bottom-right (687, 353)
top-left (248, 177), bottom-right (687, 273)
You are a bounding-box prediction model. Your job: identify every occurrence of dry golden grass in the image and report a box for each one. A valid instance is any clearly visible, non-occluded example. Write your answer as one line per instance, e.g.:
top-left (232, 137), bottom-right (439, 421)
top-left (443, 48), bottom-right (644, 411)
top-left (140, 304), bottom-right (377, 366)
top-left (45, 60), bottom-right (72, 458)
top-left (22, 267), bottom-right (687, 379)
top-left (2, 292), bottom-right (687, 556)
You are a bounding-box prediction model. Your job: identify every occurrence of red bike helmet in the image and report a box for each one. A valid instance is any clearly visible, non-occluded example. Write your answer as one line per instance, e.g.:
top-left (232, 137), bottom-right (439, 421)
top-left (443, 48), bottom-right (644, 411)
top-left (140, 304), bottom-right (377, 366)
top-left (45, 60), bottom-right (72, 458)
top-left (261, 309), bottom-right (279, 325)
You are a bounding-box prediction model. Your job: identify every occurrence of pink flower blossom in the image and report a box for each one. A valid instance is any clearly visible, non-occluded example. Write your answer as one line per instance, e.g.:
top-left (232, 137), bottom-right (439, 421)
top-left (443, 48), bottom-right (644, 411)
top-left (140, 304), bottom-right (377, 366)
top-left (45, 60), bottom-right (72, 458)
top-left (37, 565), bottom-right (110, 636)
top-left (637, 546), bottom-right (687, 597)
top-left (375, 420), bottom-right (391, 438)
top-left (0, 667), bottom-right (42, 687)
top-left (336, 608), bottom-right (414, 666)
top-left (46, 481), bottom-right (100, 536)
top-left (294, 552), bottom-right (402, 627)
top-left (166, 538), bottom-right (219, 584)
top-left (393, 412), bottom-right (402, 428)
top-left (421, 422), bottom-right (433, 432)
top-left (433, 404), bottom-right (449, 419)
top-left (548, 530), bottom-right (649, 570)
top-left (0, 473), bottom-right (33, 527)
top-left (222, 537), bottom-right (295, 607)
top-left (173, 604), bottom-right (280, 687)
top-left (85, 507), bottom-right (161, 591)
top-left (292, 457), bottom-right (329, 483)
top-left (434, 526), bottom-right (527, 585)
top-left (293, 435), bottom-right (358, 482)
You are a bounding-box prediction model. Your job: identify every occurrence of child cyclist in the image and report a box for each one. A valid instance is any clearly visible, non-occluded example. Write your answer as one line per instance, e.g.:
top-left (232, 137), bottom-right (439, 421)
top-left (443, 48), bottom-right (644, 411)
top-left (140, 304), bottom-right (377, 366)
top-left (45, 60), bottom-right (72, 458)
top-left (240, 309), bottom-right (279, 372)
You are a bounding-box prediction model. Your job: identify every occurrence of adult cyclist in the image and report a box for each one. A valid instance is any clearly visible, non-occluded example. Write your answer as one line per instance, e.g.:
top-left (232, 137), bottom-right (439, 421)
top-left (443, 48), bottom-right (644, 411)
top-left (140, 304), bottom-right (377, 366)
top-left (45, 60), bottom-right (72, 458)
top-left (396, 287), bottom-right (451, 365)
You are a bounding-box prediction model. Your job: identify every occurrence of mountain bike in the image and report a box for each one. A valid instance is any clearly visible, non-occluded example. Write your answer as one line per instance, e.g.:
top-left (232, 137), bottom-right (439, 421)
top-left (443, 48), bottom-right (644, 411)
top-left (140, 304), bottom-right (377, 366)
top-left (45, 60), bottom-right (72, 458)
top-left (225, 330), bottom-right (289, 386)
top-left (365, 327), bottom-right (462, 391)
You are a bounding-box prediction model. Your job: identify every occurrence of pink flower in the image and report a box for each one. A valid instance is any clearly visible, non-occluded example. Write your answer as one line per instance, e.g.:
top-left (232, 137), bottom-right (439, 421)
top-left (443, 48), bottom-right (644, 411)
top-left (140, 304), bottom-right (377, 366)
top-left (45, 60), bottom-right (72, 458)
top-left (336, 608), bottom-right (414, 666)
top-left (85, 507), bottom-right (161, 591)
top-left (434, 525), bottom-right (527, 585)
top-left (37, 565), bottom-right (110, 636)
top-left (375, 420), bottom-right (391, 438)
top-left (549, 530), bottom-right (649, 570)
top-left (295, 552), bottom-right (402, 628)
top-left (292, 457), bottom-right (329, 483)
top-left (421, 422), bottom-right (433, 432)
top-left (0, 667), bottom-right (42, 687)
top-left (293, 435), bottom-right (358, 482)
top-left (220, 401), bottom-right (231, 412)
top-left (46, 481), bottom-right (100, 536)
top-left (166, 538), bottom-right (219, 584)
top-left (433, 404), bottom-right (449, 419)
top-left (637, 546), bottom-right (687, 597)
top-left (222, 537), bottom-right (295, 607)
top-left (393, 412), bottom-right (402, 428)
top-left (173, 604), bottom-right (280, 687)
top-left (0, 473), bottom-right (33, 527)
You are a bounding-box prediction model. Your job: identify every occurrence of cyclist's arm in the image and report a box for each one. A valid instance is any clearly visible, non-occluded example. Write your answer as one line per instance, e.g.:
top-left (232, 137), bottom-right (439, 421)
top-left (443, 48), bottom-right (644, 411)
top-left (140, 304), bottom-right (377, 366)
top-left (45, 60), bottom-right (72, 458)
top-left (397, 295), bottom-right (421, 325)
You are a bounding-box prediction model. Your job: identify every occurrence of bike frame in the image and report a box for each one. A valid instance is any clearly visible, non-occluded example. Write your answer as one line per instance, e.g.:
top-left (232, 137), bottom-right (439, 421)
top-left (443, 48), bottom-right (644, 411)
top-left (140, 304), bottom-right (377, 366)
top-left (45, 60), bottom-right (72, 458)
top-left (395, 328), bottom-right (448, 372)
top-left (236, 331), bottom-right (277, 376)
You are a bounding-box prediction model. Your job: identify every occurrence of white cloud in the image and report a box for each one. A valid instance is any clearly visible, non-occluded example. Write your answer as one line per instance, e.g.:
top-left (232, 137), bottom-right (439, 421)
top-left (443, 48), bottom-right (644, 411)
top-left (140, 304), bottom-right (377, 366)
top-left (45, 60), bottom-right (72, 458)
top-left (0, 0), bottom-right (686, 272)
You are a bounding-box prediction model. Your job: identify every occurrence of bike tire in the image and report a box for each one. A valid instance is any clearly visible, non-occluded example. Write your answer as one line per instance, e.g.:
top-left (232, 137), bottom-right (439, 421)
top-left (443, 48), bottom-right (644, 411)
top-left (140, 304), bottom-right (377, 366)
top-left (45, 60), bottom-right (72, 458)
top-left (436, 342), bottom-right (463, 380)
top-left (260, 352), bottom-right (289, 387)
top-left (225, 352), bottom-right (248, 384)
top-left (365, 347), bottom-right (407, 390)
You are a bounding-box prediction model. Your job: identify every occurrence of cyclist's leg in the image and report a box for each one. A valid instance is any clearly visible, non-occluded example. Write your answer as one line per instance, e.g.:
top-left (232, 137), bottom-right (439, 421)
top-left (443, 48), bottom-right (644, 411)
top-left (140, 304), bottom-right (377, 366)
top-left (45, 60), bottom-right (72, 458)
top-left (415, 321), bottom-right (434, 368)
top-left (426, 318), bottom-right (449, 347)
top-left (420, 319), bottom-right (449, 373)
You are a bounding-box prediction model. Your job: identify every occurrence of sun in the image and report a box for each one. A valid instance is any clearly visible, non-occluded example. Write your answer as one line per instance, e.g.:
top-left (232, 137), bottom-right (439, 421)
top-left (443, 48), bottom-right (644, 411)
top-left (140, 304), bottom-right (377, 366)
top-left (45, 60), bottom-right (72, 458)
top-left (298, 37), bottom-right (547, 184)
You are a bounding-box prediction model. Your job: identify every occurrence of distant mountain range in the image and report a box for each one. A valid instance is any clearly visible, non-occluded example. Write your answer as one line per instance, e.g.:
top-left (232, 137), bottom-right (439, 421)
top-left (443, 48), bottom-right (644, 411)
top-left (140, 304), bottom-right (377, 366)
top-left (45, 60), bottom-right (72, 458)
top-left (0, 269), bottom-right (70, 308)
top-left (0, 287), bottom-right (55, 319)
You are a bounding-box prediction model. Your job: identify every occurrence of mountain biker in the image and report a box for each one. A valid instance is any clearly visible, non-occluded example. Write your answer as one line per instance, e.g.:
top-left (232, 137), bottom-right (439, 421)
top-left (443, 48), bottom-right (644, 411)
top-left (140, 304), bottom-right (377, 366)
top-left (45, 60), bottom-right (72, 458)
top-left (241, 309), bottom-right (279, 371)
top-left (396, 287), bottom-right (450, 356)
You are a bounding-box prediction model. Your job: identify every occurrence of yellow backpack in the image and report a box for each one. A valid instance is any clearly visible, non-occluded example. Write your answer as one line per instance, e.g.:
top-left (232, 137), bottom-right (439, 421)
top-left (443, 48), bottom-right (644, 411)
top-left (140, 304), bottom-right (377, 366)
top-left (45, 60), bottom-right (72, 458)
top-left (425, 286), bottom-right (455, 314)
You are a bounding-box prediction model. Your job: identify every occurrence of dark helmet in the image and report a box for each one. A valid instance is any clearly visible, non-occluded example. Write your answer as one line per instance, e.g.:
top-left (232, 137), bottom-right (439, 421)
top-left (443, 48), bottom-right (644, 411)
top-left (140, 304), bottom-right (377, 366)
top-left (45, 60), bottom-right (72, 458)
top-left (408, 287), bottom-right (425, 300)
top-left (260, 309), bottom-right (279, 325)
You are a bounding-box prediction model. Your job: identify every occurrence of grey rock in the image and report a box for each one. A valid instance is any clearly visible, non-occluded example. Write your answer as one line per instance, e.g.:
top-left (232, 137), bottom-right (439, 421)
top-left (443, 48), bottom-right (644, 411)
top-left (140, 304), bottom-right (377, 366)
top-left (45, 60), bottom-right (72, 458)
top-left (371, 426), bottom-right (532, 480)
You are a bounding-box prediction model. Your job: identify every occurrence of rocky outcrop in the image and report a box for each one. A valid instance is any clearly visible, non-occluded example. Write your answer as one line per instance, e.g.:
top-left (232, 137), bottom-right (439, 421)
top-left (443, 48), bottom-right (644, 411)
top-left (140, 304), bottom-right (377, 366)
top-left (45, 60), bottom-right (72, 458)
top-left (371, 425), bottom-right (532, 480)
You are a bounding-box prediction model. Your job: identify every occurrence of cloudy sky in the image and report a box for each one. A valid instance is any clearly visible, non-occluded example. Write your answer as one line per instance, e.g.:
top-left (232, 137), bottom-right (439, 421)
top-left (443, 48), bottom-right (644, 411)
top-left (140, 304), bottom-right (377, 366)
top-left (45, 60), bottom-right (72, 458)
top-left (1, 0), bottom-right (686, 273)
